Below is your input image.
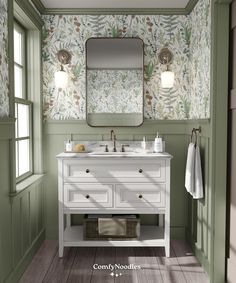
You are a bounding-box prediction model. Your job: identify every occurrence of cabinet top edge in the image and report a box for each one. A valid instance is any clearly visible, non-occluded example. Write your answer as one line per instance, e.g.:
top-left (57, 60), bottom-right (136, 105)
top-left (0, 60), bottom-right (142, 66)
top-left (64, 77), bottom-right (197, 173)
top-left (56, 152), bottom-right (173, 159)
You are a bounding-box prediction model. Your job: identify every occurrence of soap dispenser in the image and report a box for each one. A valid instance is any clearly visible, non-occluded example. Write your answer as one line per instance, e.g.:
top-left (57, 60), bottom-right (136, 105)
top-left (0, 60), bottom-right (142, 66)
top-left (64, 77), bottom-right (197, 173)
top-left (141, 136), bottom-right (146, 151)
top-left (65, 134), bottom-right (73, 152)
top-left (153, 132), bottom-right (163, 153)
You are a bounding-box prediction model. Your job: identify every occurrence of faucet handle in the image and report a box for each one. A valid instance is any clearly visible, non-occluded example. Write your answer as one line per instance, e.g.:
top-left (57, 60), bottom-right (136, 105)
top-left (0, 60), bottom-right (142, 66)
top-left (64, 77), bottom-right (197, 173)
top-left (121, 144), bottom-right (130, 152)
top-left (100, 144), bottom-right (109, 152)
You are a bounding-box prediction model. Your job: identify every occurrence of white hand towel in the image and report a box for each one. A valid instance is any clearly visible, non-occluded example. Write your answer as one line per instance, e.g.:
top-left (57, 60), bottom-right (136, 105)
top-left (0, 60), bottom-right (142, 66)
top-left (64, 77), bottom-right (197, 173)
top-left (185, 143), bottom-right (196, 194)
top-left (192, 145), bottom-right (204, 199)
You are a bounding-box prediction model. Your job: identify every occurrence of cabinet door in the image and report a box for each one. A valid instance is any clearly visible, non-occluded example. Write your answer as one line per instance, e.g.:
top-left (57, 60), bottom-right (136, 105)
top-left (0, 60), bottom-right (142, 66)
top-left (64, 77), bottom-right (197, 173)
top-left (64, 184), bottom-right (113, 208)
top-left (115, 183), bottom-right (166, 209)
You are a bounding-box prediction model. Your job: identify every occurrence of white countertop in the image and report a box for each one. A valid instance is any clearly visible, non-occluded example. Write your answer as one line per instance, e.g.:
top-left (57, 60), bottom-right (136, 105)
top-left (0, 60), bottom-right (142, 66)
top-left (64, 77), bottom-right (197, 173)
top-left (56, 151), bottom-right (173, 159)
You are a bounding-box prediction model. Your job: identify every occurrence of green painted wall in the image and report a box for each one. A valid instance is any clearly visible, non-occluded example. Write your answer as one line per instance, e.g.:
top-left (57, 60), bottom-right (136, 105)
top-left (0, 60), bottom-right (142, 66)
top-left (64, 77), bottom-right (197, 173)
top-left (185, 123), bottom-right (212, 274)
top-left (210, 1), bottom-right (230, 282)
top-left (0, 1), bottom-right (231, 283)
top-left (0, 125), bottom-right (13, 283)
top-left (0, 0), bottom-right (45, 282)
top-left (0, 121), bottom-right (45, 283)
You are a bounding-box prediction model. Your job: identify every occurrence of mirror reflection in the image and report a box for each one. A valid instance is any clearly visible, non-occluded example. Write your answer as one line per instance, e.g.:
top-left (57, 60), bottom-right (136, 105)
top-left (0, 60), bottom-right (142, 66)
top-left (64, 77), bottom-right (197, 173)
top-left (86, 38), bottom-right (144, 127)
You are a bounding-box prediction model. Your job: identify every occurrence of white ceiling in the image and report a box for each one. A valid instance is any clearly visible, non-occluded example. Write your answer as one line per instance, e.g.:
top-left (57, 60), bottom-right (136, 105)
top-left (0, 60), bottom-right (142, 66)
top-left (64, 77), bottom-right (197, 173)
top-left (41, 0), bottom-right (189, 9)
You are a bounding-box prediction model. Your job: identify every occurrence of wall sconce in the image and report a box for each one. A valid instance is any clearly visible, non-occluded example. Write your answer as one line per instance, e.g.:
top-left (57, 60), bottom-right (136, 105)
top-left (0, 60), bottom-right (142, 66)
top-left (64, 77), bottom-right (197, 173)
top-left (158, 47), bottom-right (174, 88)
top-left (54, 49), bottom-right (72, 88)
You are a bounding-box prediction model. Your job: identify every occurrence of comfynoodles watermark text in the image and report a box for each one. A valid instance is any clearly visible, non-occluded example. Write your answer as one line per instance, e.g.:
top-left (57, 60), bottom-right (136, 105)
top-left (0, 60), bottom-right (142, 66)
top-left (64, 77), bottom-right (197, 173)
top-left (93, 263), bottom-right (141, 271)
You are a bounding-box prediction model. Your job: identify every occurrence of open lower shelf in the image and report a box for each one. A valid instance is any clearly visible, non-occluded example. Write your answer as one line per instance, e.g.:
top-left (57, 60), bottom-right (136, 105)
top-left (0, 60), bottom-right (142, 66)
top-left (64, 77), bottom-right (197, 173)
top-left (64, 225), bottom-right (165, 247)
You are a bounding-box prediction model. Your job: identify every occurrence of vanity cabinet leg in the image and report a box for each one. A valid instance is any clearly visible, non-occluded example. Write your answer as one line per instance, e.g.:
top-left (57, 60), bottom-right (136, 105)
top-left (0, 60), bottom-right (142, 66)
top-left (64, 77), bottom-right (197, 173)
top-left (58, 208), bottom-right (64, 258)
top-left (165, 215), bottom-right (170, 257)
top-left (165, 242), bottom-right (170, 257)
top-left (59, 245), bottom-right (64, 258)
top-left (58, 160), bottom-right (64, 258)
top-left (164, 215), bottom-right (170, 257)
top-left (165, 159), bottom-right (171, 258)
top-left (165, 211), bottom-right (170, 257)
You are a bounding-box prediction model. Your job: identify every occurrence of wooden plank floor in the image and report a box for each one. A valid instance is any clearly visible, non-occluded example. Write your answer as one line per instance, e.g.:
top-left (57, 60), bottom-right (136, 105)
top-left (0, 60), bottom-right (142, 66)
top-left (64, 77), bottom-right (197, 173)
top-left (19, 240), bottom-right (209, 283)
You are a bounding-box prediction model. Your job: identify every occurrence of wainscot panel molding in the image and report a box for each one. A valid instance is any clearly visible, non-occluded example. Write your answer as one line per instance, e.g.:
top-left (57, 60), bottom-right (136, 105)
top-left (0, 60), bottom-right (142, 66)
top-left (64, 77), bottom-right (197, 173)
top-left (44, 119), bottom-right (211, 136)
top-left (208, 0), bottom-right (230, 282)
top-left (0, 157), bottom-right (45, 283)
top-left (0, 119), bottom-right (15, 140)
top-left (0, 125), bottom-right (45, 283)
top-left (5, 231), bottom-right (45, 283)
top-left (0, 138), bottom-right (12, 283)
top-left (186, 129), bottom-right (211, 275)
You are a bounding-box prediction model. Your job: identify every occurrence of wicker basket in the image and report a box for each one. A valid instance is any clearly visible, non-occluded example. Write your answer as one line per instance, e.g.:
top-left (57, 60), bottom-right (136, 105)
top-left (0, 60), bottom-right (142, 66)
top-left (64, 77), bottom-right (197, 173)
top-left (83, 215), bottom-right (140, 240)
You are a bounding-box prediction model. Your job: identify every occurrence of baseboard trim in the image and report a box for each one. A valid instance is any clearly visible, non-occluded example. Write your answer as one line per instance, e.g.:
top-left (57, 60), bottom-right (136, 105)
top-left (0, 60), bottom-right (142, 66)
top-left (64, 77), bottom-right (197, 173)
top-left (5, 229), bottom-right (45, 283)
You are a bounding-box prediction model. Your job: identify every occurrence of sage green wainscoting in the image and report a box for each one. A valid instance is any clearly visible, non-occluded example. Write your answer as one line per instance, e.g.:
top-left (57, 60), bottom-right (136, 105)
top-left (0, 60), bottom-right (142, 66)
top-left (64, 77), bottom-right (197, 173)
top-left (0, 120), bottom-right (45, 283)
top-left (43, 119), bottom-right (211, 271)
top-left (0, 120), bottom-right (14, 283)
top-left (185, 122), bottom-right (212, 275)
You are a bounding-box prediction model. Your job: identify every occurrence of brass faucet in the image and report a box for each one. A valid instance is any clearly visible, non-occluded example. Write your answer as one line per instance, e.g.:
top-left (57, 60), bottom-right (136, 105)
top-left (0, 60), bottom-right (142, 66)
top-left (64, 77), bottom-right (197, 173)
top-left (110, 130), bottom-right (117, 152)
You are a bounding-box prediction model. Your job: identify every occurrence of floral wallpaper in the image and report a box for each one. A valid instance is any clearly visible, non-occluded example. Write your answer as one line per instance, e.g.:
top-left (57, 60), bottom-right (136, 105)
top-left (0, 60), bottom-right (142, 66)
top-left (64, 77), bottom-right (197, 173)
top-left (42, 0), bottom-right (211, 120)
top-left (189, 0), bottom-right (211, 119)
top-left (87, 69), bottom-right (143, 113)
top-left (0, 0), bottom-right (9, 117)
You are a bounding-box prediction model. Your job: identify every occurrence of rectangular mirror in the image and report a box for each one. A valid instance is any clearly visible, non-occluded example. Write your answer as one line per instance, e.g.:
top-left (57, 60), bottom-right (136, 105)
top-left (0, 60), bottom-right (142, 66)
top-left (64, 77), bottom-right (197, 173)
top-left (86, 38), bottom-right (144, 127)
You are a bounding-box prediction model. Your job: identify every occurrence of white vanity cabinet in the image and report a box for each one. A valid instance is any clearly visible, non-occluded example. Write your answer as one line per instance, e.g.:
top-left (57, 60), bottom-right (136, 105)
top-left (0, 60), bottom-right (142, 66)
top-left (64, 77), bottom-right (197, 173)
top-left (57, 153), bottom-right (172, 257)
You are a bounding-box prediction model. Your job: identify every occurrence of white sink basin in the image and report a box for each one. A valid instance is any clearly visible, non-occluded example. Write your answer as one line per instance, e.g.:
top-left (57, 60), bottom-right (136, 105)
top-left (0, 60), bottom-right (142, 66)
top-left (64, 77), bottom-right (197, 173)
top-left (88, 151), bottom-right (137, 156)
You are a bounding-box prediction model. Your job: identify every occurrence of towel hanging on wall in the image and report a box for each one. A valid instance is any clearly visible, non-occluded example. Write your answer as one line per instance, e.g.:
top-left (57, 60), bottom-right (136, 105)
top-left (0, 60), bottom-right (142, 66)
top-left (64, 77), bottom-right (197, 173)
top-left (192, 145), bottom-right (203, 199)
top-left (185, 141), bottom-right (204, 199)
top-left (185, 143), bottom-right (195, 194)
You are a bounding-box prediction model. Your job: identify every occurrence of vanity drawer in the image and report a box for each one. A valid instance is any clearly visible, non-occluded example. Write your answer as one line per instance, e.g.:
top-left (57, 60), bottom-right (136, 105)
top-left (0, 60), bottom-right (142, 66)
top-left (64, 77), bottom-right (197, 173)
top-left (64, 184), bottom-right (113, 208)
top-left (115, 183), bottom-right (166, 208)
top-left (63, 160), bottom-right (166, 182)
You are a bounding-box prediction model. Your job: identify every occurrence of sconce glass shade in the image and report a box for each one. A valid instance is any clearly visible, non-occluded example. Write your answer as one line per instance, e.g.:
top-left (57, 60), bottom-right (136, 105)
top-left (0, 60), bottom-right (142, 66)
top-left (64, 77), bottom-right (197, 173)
top-left (54, 69), bottom-right (68, 88)
top-left (161, 71), bottom-right (174, 88)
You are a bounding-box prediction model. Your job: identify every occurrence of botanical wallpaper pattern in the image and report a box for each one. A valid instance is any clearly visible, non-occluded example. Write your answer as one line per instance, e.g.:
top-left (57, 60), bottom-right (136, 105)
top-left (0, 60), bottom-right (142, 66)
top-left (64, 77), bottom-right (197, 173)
top-left (87, 70), bottom-right (143, 113)
top-left (0, 0), bottom-right (9, 117)
top-left (189, 0), bottom-right (211, 119)
top-left (42, 0), bottom-right (211, 120)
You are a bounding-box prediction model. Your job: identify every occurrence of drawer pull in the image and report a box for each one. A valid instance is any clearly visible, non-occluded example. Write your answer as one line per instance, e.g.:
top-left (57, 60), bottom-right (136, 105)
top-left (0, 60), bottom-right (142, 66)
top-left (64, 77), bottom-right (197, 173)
top-left (139, 169), bottom-right (143, 173)
top-left (86, 169), bottom-right (90, 173)
top-left (138, 194), bottom-right (143, 199)
top-left (85, 195), bottom-right (90, 199)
